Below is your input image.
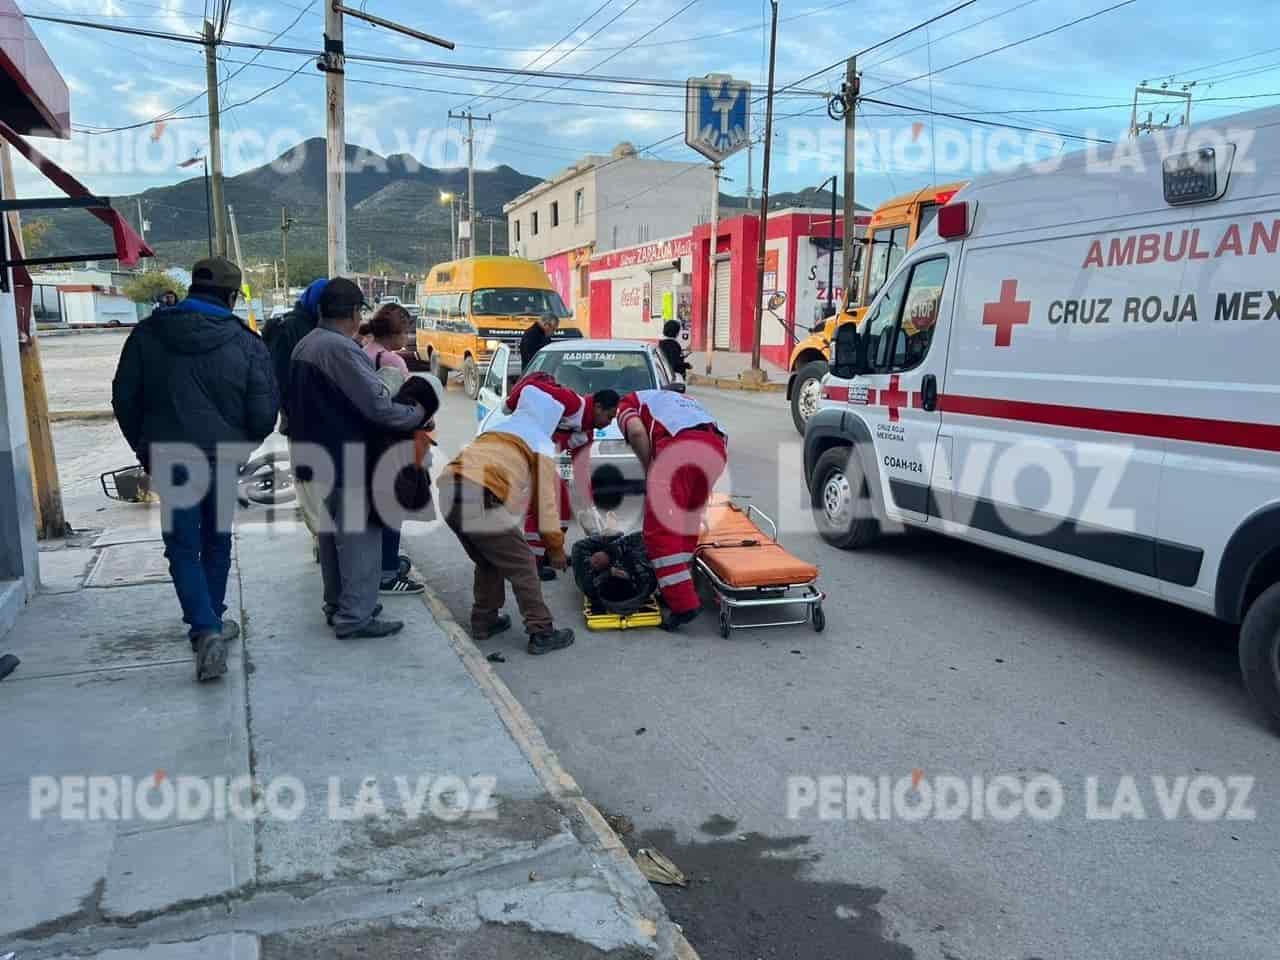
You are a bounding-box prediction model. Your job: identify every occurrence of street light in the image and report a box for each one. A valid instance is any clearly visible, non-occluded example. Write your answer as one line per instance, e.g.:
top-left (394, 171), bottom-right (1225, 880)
top-left (439, 190), bottom-right (457, 261)
top-left (178, 154), bottom-right (213, 257)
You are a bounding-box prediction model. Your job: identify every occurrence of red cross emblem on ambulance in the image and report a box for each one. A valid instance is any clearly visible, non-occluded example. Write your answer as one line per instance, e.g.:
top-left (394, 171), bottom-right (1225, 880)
top-left (879, 375), bottom-right (910, 422)
top-left (983, 279), bottom-right (1030, 347)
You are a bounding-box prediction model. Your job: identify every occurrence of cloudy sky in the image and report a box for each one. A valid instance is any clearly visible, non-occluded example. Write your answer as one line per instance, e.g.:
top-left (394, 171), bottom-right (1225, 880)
top-left (11, 0), bottom-right (1280, 211)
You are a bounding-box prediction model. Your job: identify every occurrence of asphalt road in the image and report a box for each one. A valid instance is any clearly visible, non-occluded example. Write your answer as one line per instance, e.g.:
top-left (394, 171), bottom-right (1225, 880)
top-left (404, 383), bottom-right (1280, 960)
top-left (38, 332), bottom-right (1279, 959)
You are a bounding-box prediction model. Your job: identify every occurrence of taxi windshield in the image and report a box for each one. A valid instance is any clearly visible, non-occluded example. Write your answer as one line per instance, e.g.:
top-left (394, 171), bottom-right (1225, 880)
top-left (525, 350), bottom-right (655, 395)
top-left (471, 287), bottom-right (571, 318)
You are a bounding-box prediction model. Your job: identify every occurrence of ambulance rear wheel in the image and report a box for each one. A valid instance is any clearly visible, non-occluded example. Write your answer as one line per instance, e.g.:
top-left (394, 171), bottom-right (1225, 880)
top-left (1239, 582), bottom-right (1280, 729)
top-left (812, 447), bottom-right (880, 550)
top-left (463, 357), bottom-right (481, 399)
top-left (790, 361), bottom-right (829, 435)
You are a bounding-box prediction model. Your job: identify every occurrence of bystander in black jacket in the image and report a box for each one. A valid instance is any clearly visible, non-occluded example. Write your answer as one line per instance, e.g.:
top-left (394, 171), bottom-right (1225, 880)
top-left (262, 278), bottom-right (328, 432)
top-left (658, 321), bottom-right (691, 378)
top-left (112, 293), bottom-right (278, 469)
top-left (519, 317), bottom-right (553, 370)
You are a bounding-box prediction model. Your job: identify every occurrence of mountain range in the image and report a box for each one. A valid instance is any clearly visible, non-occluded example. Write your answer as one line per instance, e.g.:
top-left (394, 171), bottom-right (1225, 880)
top-left (30, 140), bottom-right (858, 277)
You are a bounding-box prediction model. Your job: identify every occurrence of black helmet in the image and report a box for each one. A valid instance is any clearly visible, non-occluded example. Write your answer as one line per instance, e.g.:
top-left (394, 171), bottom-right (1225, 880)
top-left (572, 532), bottom-right (658, 616)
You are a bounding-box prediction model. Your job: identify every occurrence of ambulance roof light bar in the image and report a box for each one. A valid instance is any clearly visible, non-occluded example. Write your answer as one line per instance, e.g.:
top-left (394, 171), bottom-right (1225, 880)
top-left (937, 201), bottom-right (971, 239)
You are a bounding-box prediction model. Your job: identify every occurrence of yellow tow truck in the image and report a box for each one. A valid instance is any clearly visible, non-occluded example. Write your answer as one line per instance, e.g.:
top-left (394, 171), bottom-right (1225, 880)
top-left (786, 181), bottom-right (965, 434)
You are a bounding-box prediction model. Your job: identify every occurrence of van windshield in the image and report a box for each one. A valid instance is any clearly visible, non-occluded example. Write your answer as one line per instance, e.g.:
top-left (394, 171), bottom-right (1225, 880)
top-left (471, 288), bottom-right (571, 318)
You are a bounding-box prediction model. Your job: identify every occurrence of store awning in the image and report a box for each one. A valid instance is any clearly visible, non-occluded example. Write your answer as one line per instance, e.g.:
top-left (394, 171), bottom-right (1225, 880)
top-left (0, 119), bottom-right (153, 268)
top-left (0, 0), bottom-right (69, 138)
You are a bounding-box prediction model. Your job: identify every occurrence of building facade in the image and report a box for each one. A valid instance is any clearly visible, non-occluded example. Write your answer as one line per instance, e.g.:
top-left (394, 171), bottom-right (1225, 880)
top-left (504, 143), bottom-right (714, 329)
top-left (585, 208), bottom-right (870, 370)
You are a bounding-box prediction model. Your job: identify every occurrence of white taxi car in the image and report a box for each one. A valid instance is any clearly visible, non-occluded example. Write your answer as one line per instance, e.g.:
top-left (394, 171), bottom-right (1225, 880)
top-left (475, 339), bottom-right (683, 502)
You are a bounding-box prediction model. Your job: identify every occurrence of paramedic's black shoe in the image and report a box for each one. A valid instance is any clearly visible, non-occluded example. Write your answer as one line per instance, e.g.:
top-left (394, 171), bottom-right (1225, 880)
top-left (337, 618), bottom-right (404, 639)
top-left (528, 628), bottom-right (575, 655)
top-left (537, 560), bottom-right (557, 582)
top-left (327, 603), bottom-right (381, 627)
top-left (661, 608), bottom-right (701, 632)
top-left (195, 630), bottom-right (227, 682)
top-left (474, 614), bottom-right (513, 640)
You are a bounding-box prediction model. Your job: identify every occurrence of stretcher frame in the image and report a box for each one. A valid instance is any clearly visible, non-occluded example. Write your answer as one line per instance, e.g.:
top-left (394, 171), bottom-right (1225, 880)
top-left (693, 502), bottom-right (825, 638)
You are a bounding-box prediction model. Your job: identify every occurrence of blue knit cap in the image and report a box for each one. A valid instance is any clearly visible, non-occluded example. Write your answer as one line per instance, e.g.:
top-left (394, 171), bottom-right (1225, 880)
top-left (300, 278), bottom-right (329, 318)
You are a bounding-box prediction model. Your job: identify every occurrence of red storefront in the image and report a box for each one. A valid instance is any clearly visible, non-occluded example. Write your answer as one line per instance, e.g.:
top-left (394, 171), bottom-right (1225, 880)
top-left (689, 208), bottom-right (870, 369)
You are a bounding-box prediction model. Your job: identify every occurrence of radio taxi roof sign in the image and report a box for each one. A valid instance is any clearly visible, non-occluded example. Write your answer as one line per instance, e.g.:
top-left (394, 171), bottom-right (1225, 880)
top-left (685, 74), bottom-right (751, 163)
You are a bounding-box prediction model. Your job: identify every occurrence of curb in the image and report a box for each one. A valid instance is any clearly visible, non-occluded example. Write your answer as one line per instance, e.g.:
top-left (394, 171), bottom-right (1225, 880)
top-left (415, 578), bottom-right (701, 960)
top-left (37, 325), bottom-right (134, 338)
top-left (687, 372), bottom-right (786, 394)
top-left (49, 409), bottom-right (115, 422)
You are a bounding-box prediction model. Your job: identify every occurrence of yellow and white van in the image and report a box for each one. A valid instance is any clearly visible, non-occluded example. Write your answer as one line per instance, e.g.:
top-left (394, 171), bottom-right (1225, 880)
top-left (416, 256), bottom-right (581, 397)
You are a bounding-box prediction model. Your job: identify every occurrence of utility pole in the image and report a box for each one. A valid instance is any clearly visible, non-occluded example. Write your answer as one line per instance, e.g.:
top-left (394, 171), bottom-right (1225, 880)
top-left (135, 198), bottom-right (148, 247)
top-left (704, 162), bottom-right (722, 375)
top-left (489, 217), bottom-right (494, 255)
top-left (1129, 84), bottom-right (1192, 137)
top-left (448, 110), bottom-right (491, 258)
top-left (321, 1), bottom-right (347, 277)
top-left (2, 142), bottom-right (66, 540)
top-left (227, 205), bottom-right (244, 268)
top-left (203, 19), bottom-right (228, 258)
top-left (841, 56), bottom-right (859, 301)
top-left (280, 206), bottom-right (294, 297)
top-left (748, 0), bottom-right (779, 380)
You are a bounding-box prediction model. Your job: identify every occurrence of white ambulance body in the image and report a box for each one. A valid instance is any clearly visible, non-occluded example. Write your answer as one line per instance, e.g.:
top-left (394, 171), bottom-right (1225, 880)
top-left (803, 105), bottom-right (1280, 723)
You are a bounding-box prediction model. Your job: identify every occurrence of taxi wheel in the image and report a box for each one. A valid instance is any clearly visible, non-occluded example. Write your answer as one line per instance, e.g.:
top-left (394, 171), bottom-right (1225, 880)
top-left (790, 360), bottom-right (829, 436)
top-left (1240, 582), bottom-right (1280, 729)
top-left (811, 446), bottom-right (880, 550)
top-left (462, 357), bottom-right (481, 399)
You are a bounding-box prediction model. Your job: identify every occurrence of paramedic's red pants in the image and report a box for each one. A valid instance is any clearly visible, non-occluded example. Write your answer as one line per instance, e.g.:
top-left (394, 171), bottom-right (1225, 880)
top-left (643, 429), bottom-right (728, 614)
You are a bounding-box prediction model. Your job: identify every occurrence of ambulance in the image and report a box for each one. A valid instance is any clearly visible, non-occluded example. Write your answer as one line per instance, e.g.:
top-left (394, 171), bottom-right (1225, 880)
top-left (803, 106), bottom-right (1280, 725)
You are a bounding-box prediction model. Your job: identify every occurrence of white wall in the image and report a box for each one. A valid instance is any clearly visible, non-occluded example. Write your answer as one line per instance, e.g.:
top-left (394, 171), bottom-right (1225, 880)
top-left (506, 168), bottom-right (598, 262)
top-left (595, 158), bottom-right (713, 254)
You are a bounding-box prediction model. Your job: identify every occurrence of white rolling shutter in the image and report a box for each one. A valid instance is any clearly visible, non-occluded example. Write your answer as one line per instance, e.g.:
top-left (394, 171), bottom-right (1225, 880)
top-left (713, 259), bottom-right (732, 350)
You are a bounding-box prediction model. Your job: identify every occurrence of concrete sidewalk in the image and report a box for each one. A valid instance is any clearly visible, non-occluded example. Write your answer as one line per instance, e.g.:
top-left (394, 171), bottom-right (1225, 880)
top-left (1, 515), bottom-right (691, 959)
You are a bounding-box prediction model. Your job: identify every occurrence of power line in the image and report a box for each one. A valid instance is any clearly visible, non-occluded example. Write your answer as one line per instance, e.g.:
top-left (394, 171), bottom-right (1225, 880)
top-left (459, 0), bottom-right (612, 110)
top-left (1161, 44), bottom-right (1280, 84)
top-left (861, 0), bottom-right (1046, 70)
top-left (490, 0), bottom-right (704, 118)
top-left (862, 0), bottom-right (1140, 99)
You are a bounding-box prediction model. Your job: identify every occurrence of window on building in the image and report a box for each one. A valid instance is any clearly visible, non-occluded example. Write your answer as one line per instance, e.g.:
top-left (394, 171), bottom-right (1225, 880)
top-left (532, 211), bottom-right (539, 235)
top-left (514, 219), bottom-right (521, 242)
top-left (551, 201), bottom-right (559, 228)
top-left (574, 189), bottom-right (585, 225)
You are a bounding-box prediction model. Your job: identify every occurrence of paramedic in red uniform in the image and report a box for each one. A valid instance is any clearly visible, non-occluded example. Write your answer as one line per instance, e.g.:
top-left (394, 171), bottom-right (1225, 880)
top-left (503, 373), bottom-right (620, 579)
top-left (616, 390), bottom-right (727, 631)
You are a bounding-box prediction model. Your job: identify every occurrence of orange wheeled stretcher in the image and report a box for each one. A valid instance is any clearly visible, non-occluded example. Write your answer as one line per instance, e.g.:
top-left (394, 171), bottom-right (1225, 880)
top-left (694, 496), bottom-right (825, 638)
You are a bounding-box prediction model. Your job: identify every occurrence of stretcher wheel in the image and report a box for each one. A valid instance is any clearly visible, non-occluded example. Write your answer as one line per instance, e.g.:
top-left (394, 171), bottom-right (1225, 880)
top-left (718, 607), bottom-right (731, 639)
top-left (812, 603), bottom-right (826, 633)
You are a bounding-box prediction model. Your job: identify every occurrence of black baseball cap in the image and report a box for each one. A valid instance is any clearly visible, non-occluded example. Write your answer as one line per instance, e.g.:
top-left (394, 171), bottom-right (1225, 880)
top-left (191, 257), bottom-right (242, 291)
top-left (318, 277), bottom-right (369, 318)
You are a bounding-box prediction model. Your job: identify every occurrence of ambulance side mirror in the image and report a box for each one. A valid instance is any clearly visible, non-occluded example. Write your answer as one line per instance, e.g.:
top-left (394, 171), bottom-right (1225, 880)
top-left (832, 323), bottom-right (866, 378)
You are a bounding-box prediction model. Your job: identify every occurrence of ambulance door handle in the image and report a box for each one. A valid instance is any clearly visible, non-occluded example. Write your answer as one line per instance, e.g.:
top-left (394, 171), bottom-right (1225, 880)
top-left (921, 374), bottom-right (938, 412)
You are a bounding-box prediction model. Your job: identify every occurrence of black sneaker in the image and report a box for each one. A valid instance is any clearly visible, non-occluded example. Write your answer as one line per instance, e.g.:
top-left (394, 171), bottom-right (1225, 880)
top-left (195, 630), bottom-right (227, 682)
top-left (327, 603), bottom-right (381, 627)
top-left (337, 618), bottom-right (405, 639)
top-left (528, 628), bottom-right (575, 655)
top-left (660, 608), bottom-right (702, 633)
top-left (474, 613), bottom-right (513, 640)
top-left (190, 620), bottom-right (239, 651)
top-left (379, 573), bottom-right (425, 595)
top-left (537, 561), bottom-right (557, 582)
